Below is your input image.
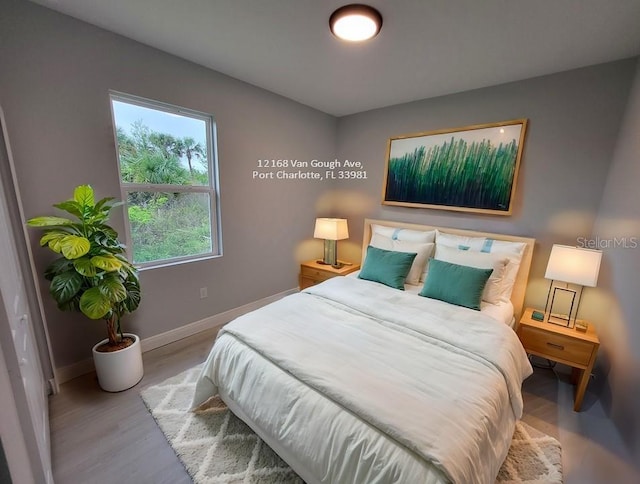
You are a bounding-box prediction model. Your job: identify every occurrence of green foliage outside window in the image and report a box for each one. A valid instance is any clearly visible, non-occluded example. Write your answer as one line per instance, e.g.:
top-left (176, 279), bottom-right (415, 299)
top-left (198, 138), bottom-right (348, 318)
top-left (115, 121), bottom-right (213, 264)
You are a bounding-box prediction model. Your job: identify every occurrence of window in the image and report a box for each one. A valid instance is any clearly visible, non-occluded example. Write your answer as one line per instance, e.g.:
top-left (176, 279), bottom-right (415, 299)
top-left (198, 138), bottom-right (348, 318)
top-left (109, 92), bottom-right (221, 268)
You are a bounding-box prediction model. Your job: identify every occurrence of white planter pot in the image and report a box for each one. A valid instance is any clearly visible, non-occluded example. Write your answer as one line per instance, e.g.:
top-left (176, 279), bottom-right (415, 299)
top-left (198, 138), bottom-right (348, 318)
top-left (92, 333), bottom-right (144, 392)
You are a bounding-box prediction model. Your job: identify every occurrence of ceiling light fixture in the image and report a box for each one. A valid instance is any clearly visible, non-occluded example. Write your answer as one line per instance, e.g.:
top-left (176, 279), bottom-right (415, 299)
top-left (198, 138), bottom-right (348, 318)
top-left (329, 4), bottom-right (382, 42)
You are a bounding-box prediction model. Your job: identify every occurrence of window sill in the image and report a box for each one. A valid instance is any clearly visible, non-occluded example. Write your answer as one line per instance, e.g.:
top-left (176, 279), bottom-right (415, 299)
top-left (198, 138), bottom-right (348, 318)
top-left (136, 253), bottom-right (222, 272)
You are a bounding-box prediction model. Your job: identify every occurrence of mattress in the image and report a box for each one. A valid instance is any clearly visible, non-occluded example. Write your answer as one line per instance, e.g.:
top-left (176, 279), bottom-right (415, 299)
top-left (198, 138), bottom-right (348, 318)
top-left (192, 277), bottom-right (532, 483)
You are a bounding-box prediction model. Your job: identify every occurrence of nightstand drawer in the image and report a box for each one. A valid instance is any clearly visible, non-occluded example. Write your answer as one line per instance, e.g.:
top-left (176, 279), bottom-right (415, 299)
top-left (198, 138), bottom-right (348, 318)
top-left (519, 326), bottom-right (593, 366)
top-left (300, 265), bottom-right (334, 282)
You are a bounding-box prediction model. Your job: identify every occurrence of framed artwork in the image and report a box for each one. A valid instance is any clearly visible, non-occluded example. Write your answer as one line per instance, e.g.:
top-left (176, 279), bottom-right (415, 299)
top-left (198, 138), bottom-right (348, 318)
top-left (382, 119), bottom-right (528, 215)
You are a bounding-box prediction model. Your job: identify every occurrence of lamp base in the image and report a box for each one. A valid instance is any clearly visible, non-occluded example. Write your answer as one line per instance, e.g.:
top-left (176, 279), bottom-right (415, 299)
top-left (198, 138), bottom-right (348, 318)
top-left (320, 239), bottom-right (338, 267)
top-left (546, 312), bottom-right (573, 328)
top-left (316, 259), bottom-right (345, 269)
top-left (545, 282), bottom-right (581, 329)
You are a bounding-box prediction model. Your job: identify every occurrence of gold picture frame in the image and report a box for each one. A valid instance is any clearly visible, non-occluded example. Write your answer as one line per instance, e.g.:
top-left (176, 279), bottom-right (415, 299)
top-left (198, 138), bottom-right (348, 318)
top-left (382, 119), bottom-right (528, 215)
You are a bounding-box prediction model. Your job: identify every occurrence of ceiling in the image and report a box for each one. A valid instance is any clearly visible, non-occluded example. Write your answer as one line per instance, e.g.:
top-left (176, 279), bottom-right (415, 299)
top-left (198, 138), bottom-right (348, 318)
top-left (32, 0), bottom-right (640, 116)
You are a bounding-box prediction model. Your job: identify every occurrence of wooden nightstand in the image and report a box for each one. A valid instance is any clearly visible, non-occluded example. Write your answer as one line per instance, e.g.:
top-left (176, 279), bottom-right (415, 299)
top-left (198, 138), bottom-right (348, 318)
top-left (299, 260), bottom-right (360, 290)
top-left (517, 308), bottom-right (600, 411)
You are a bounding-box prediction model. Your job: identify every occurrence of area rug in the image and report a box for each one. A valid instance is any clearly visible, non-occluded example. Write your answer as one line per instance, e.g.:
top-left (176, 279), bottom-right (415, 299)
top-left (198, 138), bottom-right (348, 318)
top-left (141, 365), bottom-right (563, 484)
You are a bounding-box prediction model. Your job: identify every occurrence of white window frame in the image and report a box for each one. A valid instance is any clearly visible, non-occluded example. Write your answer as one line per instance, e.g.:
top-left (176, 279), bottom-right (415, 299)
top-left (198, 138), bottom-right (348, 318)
top-left (109, 91), bottom-right (222, 269)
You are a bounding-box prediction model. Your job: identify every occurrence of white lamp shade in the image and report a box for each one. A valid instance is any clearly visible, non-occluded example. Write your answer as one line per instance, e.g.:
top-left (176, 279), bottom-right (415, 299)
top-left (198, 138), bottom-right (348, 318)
top-left (314, 218), bottom-right (349, 241)
top-left (544, 245), bottom-right (602, 287)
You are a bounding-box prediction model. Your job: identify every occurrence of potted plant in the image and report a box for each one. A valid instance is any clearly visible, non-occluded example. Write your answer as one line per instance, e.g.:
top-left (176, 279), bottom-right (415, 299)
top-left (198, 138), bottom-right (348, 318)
top-left (27, 185), bottom-right (143, 392)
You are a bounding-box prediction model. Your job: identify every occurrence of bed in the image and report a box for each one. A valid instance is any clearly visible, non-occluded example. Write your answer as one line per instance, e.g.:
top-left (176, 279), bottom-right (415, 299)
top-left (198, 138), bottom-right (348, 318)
top-left (192, 219), bottom-right (535, 484)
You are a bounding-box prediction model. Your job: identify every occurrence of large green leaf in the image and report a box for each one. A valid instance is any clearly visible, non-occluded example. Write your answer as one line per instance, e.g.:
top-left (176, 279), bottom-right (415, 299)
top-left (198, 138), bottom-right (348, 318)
top-left (122, 277), bottom-right (141, 312)
top-left (79, 287), bottom-right (112, 320)
top-left (99, 276), bottom-right (127, 302)
top-left (107, 200), bottom-right (124, 210)
top-left (89, 230), bottom-right (120, 249)
top-left (72, 257), bottom-right (97, 277)
top-left (50, 272), bottom-right (83, 304)
top-left (57, 299), bottom-right (80, 312)
top-left (91, 255), bottom-right (123, 272)
top-left (114, 256), bottom-right (134, 273)
top-left (44, 258), bottom-right (74, 281)
top-left (94, 197), bottom-right (115, 212)
top-left (40, 231), bottom-right (65, 246)
top-left (95, 224), bottom-right (119, 239)
top-left (39, 230), bottom-right (69, 248)
top-left (60, 235), bottom-right (91, 259)
top-left (86, 211), bottom-right (109, 225)
top-left (48, 236), bottom-right (64, 254)
top-left (90, 201), bottom-right (122, 226)
top-left (74, 185), bottom-right (95, 208)
top-left (27, 216), bottom-right (74, 227)
top-left (114, 253), bottom-right (129, 263)
top-left (53, 200), bottom-right (82, 218)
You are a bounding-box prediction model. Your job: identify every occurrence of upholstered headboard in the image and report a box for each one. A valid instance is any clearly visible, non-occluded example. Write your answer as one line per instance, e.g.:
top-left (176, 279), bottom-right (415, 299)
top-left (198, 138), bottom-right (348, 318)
top-left (362, 219), bottom-right (535, 318)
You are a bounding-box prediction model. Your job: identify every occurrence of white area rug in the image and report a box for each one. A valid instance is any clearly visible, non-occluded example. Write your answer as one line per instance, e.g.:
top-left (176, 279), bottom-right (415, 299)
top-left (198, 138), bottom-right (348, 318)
top-left (141, 365), bottom-right (563, 484)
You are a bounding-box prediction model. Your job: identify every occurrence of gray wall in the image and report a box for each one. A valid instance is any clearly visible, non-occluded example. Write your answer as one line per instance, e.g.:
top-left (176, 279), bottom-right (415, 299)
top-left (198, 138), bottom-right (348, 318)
top-left (333, 60), bottom-right (637, 313)
top-left (0, 0), bottom-right (336, 368)
top-left (592, 58), bottom-right (640, 460)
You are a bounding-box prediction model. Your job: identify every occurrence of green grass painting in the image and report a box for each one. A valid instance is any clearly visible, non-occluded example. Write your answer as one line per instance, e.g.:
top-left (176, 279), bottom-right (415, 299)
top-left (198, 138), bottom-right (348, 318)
top-left (384, 120), bottom-right (526, 214)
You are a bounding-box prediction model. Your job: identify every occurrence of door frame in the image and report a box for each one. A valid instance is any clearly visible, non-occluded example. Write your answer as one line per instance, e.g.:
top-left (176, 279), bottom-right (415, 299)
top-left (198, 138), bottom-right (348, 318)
top-left (0, 105), bottom-right (55, 483)
top-left (0, 106), bottom-right (58, 391)
top-left (0, 304), bottom-right (39, 484)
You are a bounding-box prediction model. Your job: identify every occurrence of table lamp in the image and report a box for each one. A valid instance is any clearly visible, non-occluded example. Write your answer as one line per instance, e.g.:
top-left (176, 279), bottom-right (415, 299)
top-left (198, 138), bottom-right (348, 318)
top-left (544, 244), bottom-right (602, 329)
top-left (314, 218), bottom-right (349, 268)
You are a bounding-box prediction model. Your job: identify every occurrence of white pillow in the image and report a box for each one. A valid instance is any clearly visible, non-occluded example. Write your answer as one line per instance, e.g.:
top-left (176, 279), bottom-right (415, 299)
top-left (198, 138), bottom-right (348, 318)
top-left (372, 224), bottom-right (436, 243)
top-left (434, 245), bottom-right (510, 304)
top-left (370, 233), bottom-right (434, 285)
top-left (435, 230), bottom-right (526, 299)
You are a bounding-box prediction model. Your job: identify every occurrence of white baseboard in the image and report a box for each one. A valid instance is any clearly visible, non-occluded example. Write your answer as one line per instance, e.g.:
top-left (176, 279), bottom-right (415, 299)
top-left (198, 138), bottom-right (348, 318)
top-left (55, 288), bottom-right (298, 385)
top-left (56, 358), bottom-right (95, 386)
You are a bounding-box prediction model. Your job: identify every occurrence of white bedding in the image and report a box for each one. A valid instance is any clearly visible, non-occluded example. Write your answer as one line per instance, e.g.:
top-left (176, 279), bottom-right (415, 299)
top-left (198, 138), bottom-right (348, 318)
top-left (192, 277), bottom-right (532, 484)
top-left (349, 270), bottom-right (516, 327)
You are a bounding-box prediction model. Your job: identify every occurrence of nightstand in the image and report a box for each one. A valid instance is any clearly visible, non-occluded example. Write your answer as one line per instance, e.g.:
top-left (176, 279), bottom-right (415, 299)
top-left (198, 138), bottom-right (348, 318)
top-left (299, 260), bottom-right (360, 290)
top-left (517, 307), bottom-right (600, 411)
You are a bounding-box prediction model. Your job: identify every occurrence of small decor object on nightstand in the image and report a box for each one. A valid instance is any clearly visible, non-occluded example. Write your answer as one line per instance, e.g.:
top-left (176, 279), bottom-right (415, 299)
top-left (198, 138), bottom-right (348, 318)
top-left (544, 244), bottom-right (602, 327)
top-left (531, 310), bottom-right (545, 322)
top-left (314, 218), bottom-right (349, 268)
top-left (574, 318), bottom-right (589, 332)
top-left (518, 308), bottom-right (599, 411)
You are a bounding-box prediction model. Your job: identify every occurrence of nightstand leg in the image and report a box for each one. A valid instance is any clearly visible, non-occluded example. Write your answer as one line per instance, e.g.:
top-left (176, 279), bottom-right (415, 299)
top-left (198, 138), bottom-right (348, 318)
top-left (570, 367), bottom-right (579, 385)
top-left (573, 359), bottom-right (595, 411)
top-left (573, 369), bottom-right (587, 411)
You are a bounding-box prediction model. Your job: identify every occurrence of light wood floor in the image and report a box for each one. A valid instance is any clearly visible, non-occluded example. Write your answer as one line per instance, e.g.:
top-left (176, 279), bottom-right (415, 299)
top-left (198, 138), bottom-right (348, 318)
top-left (50, 330), bottom-right (640, 484)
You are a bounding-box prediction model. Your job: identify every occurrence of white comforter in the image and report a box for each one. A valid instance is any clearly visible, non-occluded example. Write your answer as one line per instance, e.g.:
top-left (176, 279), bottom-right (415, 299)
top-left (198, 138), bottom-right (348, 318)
top-left (192, 277), bottom-right (532, 484)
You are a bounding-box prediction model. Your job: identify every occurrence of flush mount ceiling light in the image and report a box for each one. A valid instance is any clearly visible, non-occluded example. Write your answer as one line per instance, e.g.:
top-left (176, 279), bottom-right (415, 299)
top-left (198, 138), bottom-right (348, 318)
top-left (329, 4), bottom-right (383, 42)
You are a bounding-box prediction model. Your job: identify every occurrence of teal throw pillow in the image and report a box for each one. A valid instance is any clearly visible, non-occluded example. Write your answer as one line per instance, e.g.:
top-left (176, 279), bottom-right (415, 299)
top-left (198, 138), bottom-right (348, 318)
top-left (358, 245), bottom-right (417, 290)
top-left (419, 258), bottom-right (493, 310)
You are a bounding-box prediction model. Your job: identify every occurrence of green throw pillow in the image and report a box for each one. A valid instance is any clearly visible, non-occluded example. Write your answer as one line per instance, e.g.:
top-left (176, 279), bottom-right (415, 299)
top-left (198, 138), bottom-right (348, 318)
top-left (419, 258), bottom-right (493, 310)
top-left (358, 245), bottom-right (417, 290)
